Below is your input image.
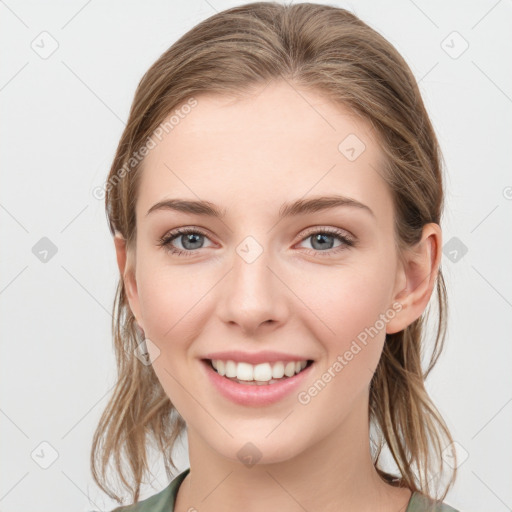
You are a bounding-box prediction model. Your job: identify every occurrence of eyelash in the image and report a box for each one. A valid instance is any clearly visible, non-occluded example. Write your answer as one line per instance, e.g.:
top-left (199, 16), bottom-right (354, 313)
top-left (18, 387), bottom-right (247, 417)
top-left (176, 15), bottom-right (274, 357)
top-left (157, 226), bottom-right (356, 258)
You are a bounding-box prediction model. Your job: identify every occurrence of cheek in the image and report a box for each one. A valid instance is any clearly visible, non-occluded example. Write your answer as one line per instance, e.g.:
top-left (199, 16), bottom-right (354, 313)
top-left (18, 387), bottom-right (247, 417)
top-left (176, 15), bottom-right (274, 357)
top-left (291, 266), bottom-right (393, 425)
top-left (135, 261), bottom-right (216, 357)
top-left (135, 266), bottom-right (211, 409)
top-left (295, 262), bottom-right (393, 370)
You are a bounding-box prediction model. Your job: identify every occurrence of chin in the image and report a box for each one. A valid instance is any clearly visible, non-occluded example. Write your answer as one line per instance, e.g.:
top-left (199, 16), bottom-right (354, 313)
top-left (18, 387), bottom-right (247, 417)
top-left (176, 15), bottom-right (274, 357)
top-left (207, 431), bottom-right (311, 468)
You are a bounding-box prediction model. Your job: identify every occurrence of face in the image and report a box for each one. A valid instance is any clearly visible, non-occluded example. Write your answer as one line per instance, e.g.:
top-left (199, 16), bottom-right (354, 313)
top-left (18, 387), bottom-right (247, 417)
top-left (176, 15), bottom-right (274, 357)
top-left (119, 80), bottom-right (412, 465)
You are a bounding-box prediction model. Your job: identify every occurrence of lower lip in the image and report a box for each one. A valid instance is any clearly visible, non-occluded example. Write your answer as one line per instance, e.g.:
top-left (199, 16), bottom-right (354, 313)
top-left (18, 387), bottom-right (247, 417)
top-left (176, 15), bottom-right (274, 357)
top-left (200, 359), bottom-right (314, 407)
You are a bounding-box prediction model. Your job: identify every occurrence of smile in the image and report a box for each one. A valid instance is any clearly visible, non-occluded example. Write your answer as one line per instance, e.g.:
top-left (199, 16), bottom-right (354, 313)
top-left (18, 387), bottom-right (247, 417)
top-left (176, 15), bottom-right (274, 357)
top-left (209, 359), bottom-right (310, 384)
top-left (200, 357), bottom-right (315, 406)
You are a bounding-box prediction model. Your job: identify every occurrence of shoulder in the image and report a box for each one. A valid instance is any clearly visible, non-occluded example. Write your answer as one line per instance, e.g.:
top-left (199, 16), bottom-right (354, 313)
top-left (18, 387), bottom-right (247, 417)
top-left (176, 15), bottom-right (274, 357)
top-left (109, 485), bottom-right (173, 512)
top-left (109, 468), bottom-right (190, 512)
top-left (407, 491), bottom-right (460, 512)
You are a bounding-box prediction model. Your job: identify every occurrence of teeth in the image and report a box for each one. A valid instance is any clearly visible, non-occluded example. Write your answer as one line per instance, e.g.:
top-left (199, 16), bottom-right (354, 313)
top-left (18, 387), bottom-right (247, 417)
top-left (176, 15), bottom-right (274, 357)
top-left (272, 362), bottom-right (285, 379)
top-left (253, 362), bottom-right (271, 381)
top-left (237, 362), bottom-right (254, 381)
top-left (284, 362), bottom-right (296, 377)
top-left (210, 359), bottom-right (309, 382)
top-left (225, 360), bottom-right (237, 378)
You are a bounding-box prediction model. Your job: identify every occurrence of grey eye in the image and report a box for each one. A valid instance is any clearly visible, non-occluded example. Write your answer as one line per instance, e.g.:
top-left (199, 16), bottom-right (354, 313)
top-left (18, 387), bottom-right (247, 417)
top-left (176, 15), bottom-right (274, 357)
top-left (309, 233), bottom-right (337, 250)
top-left (178, 233), bottom-right (205, 250)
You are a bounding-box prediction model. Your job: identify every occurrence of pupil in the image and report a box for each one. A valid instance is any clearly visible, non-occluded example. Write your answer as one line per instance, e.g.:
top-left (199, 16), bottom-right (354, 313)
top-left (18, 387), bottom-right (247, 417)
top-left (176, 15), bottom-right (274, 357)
top-left (311, 233), bottom-right (334, 250)
top-left (182, 233), bottom-right (203, 250)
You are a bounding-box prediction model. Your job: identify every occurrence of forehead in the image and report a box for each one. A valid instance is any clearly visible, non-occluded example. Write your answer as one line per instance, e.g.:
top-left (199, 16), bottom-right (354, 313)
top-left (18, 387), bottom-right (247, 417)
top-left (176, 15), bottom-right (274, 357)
top-left (137, 80), bottom-right (392, 224)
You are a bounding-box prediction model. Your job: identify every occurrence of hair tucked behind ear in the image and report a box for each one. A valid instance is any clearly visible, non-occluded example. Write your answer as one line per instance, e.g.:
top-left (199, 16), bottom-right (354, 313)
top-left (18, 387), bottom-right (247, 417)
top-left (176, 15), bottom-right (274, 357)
top-left (91, 1), bottom-right (457, 504)
top-left (370, 277), bottom-right (454, 496)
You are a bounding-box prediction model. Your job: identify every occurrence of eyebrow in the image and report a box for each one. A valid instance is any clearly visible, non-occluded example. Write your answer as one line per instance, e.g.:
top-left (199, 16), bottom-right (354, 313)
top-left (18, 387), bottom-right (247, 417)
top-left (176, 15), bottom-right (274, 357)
top-left (146, 195), bottom-right (375, 219)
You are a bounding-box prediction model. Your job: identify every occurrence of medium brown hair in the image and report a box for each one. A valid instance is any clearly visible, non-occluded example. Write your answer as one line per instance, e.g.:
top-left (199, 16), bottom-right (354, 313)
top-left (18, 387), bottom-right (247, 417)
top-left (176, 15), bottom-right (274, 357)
top-left (92, 1), bottom-right (457, 505)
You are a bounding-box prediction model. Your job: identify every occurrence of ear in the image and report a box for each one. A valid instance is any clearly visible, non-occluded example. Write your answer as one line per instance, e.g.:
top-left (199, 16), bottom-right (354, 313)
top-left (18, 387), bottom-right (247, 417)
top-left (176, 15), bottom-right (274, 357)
top-left (113, 233), bottom-right (144, 330)
top-left (386, 223), bottom-right (442, 335)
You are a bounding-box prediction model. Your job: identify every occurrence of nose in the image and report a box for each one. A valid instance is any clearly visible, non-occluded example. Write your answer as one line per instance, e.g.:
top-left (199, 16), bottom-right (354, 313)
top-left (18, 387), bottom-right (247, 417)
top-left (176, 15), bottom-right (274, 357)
top-left (216, 237), bottom-right (289, 335)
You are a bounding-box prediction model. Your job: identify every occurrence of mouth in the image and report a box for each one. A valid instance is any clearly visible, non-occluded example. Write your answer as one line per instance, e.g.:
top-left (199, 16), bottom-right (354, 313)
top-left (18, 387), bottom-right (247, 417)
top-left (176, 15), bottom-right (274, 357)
top-left (201, 358), bottom-right (314, 385)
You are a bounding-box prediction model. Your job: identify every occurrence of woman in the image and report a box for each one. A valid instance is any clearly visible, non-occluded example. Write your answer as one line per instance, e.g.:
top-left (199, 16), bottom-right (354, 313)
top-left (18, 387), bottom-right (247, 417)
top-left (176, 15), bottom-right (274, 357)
top-left (92, 2), bottom-right (460, 511)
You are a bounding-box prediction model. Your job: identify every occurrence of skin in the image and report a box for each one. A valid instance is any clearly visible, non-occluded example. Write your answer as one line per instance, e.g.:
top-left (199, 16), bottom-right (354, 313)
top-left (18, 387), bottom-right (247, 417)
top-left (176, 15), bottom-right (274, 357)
top-left (114, 79), bottom-right (442, 512)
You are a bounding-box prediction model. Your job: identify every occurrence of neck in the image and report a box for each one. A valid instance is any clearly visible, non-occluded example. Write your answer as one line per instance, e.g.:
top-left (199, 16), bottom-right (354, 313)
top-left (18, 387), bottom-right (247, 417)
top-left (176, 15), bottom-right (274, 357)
top-left (175, 391), bottom-right (411, 512)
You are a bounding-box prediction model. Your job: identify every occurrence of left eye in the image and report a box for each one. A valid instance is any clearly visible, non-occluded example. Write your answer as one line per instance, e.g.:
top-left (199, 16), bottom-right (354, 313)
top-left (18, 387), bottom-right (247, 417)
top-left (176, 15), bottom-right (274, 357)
top-left (297, 230), bottom-right (352, 251)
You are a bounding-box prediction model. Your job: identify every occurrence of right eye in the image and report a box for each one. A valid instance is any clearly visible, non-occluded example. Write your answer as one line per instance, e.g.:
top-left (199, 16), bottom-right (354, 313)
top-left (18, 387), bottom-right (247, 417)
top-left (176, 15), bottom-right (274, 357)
top-left (158, 227), bottom-right (214, 256)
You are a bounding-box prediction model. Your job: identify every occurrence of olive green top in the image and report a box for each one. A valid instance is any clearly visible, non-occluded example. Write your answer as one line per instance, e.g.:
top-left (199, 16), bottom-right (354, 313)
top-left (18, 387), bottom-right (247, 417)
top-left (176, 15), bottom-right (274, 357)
top-left (111, 468), bottom-right (460, 511)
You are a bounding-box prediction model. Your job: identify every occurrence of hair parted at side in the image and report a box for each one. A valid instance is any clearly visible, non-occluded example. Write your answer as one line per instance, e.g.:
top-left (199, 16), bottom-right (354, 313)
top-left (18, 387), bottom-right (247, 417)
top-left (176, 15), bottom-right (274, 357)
top-left (91, 1), bottom-right (457, 505)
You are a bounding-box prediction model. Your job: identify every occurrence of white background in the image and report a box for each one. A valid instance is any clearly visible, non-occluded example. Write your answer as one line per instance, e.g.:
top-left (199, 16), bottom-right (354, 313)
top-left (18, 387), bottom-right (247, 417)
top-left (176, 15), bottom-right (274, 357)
top-left (1, 1), bottom-right (511, 511)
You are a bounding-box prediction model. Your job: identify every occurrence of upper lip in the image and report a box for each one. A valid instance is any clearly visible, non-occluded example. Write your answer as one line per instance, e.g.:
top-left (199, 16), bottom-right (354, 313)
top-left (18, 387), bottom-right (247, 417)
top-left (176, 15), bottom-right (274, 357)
top-left (201, 350), bottom-right (313, 365)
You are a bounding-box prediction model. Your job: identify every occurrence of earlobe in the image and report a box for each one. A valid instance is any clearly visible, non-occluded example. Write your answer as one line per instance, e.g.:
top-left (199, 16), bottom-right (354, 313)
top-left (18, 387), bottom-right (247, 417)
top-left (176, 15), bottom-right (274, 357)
top-left (386, 223), bottom-right (442, 335)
